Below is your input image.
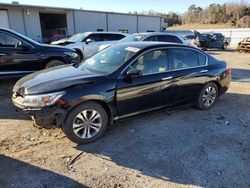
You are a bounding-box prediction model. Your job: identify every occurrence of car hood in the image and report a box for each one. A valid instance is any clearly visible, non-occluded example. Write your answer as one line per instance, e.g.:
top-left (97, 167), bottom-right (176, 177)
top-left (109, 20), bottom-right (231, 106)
top-left (13, 65), bottom-right (104, 95)
top-left (41, 44), bottom-right (75, 51)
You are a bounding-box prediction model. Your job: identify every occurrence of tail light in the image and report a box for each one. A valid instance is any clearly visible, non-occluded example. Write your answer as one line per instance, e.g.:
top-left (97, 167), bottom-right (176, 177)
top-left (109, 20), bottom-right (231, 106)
top-left (226, 67), bottom-right (232, 74)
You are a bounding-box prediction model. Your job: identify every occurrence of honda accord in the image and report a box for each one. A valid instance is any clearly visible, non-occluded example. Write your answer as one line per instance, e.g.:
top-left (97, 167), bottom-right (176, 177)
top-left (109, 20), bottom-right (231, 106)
top-left (12, 42), bottom-right (231, 144)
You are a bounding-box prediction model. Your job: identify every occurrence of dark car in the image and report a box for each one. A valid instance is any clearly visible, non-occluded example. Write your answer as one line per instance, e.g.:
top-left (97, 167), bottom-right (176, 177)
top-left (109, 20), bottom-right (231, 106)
top-left (0, 28), bottom-right (80, 78)
top-left (12, 42), bottom-right (231, 144)
top-left (193, 31), bottom-right (229, 50)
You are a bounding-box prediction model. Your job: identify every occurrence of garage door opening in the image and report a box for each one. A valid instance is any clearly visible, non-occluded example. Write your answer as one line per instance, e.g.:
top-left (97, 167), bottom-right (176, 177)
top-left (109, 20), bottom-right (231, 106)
top-left (39, 13), bottom-right (67, 43)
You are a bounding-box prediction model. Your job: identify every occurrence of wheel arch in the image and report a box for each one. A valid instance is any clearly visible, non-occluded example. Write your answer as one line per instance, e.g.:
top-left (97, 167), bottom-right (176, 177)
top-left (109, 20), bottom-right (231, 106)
top-left (61, 99), bottom-right (114, 127)
top-left (74, 48), bottom-right (83, 60)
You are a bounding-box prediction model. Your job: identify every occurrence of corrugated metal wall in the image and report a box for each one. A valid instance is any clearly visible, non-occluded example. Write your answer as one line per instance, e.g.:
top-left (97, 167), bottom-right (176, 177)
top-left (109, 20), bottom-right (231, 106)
top-left (23, 8), bottom-right (42, 42)
top-left (74, 11), bottom-right (107, 33)
top-left (198, 28), bottom-right (250, 47)
top-left (138, 16), bottom-right (161, 32)
top-left (107, 13), bottom-right (137, 33)
top-left (1, 4), bottom-right (163, 40)
top-left (66, 11), bottom-right (75, 35)
top-left (7, 7), bottom-right (26, 35)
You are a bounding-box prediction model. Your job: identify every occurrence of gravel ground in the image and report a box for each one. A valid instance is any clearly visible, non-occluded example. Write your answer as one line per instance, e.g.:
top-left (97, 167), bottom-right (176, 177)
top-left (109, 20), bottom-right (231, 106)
top-left (0, 50), bottom-right (250, 188)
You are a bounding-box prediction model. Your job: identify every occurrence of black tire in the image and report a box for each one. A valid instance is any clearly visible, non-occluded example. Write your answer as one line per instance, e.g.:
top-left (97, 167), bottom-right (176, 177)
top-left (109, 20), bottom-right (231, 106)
top-left (62, 102), bottom-right (108, 144)
top-left (45, 60), bottom-right (65, 69)
top-left (196, 82), bottom-right (218, 110)
top-left (222, 43), bottom-right (228, 50)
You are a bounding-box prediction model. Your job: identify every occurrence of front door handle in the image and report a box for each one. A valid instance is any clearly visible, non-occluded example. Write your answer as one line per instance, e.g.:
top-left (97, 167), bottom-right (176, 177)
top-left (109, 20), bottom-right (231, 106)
top-left (200, 70), bottom-right (208, 73)
top-left (162, 76), bottom-right (173, 81)
top-left (0, 53), bottom-right (6, 56)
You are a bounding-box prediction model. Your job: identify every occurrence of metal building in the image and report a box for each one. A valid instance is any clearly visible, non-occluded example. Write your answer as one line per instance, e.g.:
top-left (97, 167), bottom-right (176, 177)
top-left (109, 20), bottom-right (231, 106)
top-left (0, 3), bottom-right (166, 42)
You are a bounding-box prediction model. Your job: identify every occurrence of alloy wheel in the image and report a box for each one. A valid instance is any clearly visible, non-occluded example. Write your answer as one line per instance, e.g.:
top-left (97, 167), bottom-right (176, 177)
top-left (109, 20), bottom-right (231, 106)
top-left (202, 86), bottom-right (217, 107)
top-left (72, 109), bottom-right (102, 139)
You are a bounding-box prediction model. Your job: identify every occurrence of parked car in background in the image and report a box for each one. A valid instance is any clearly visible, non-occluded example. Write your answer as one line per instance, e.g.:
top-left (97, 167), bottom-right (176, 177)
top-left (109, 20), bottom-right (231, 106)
top-left (237, 37), bottom-right (250, 53)
top-left (13, 42), bottom-right (231, 144)
top-left (193, 31), bottom-right (229, 50)
top-left (0, 28), bottom-right (80, 78)
top-left (119, 32), bottom-right (186, 44)
top-left (51, 32), bottom-right (128, 59)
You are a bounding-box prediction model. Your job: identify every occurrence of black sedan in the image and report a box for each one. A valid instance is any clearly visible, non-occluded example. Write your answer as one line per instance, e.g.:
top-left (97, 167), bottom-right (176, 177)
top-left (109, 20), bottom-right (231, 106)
top-left (0, 28), bottom-right (80, 78)
top-left (12, 42), bottom-right (231, 144)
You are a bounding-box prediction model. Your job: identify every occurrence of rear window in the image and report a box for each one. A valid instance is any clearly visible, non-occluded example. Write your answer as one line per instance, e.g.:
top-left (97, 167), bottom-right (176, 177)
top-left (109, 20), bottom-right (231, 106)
top-left (170, 48), bottom-right (198, 69)
top-left (158, 35), bottom-right (183, 44)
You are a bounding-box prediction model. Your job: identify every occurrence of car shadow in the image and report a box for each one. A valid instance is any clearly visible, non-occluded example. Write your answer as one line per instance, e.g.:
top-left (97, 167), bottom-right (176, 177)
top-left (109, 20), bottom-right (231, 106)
top-left (75, 92), bottom-right (250, 187)
top-left (0, 155), bottom-right (86, 187)
top-left (232, 68), bottom-right (250, 83)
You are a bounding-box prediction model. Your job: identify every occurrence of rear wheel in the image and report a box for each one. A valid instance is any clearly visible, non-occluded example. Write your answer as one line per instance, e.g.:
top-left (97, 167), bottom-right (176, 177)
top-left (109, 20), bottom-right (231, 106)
top-left (62, 102), bottom-right (108, 144)
top-left (196, 83), bottom-right (218, 110)
top-left (45, 60), bottom-right (65, 69)
top-left (222, 43), bottom-right (228, 50)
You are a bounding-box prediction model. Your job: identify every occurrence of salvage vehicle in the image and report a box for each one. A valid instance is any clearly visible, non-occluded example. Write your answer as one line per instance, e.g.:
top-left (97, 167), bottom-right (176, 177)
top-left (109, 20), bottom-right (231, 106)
top-left (51, 32), bottom-right (127, 60)
top-left (12, 42), bottom-right (231, 144)
top-left (0, 28), bottom-right (80, 78)
top-left (193, 31), bottom-right (229, 50)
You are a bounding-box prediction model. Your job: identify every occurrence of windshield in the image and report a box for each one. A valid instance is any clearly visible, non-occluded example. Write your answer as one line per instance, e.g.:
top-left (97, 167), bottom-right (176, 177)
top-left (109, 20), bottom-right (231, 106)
top-left (12, 30), bottom-right (41, 45)
top-left (79, 44), bottom-right (140, 74)
top-left (68, 33), bottom-right (88, 42)
top-left (119, 34), bottom-right (145, 43)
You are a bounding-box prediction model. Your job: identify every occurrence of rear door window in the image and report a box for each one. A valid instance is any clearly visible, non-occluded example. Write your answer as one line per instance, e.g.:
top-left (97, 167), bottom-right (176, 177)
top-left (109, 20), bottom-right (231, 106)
top-left (0, 32), bottom-right (21, 47)
top-left (103, 34), bottom-right (125, 41)
top-left (170, 48), bottom-right (198, 70)
top-left (143, 35), bottom-right (158, 41)
top-left (158, 35), bottom-right (183, 44)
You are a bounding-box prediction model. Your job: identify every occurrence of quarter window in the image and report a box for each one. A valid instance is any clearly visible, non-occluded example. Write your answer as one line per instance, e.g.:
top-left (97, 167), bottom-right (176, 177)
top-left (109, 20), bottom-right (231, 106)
top-left (130, 49), bottom-right (168, 75)
top-left (197, 52), bottom-right (207, 66)
top-left (0, 32), bottom-right (21, 47)
top-left (170, 49), bottom-right (198, 69)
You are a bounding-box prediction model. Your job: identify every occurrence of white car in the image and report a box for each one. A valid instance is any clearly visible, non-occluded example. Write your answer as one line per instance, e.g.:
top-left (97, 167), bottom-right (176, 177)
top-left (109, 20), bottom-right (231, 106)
top-left (119, 32), bottom-right (187, 44)
top-left (51, 32), bottom-right (128, 59)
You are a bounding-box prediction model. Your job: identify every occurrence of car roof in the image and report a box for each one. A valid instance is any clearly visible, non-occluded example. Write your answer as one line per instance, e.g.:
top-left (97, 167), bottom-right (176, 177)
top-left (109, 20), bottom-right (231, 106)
top-left (114, 41), bottom-right (196, 50)
top-left (134, 32), bottom-right (181, 37)
top-left (75, 31), bottom-right (128, 36)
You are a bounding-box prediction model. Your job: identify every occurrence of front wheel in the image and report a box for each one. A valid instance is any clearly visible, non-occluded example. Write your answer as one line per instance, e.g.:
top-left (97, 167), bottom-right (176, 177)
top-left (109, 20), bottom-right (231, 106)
top-left (45, 60), bottom-right (65, 69)
top-left (196, 83), bottom-right (218, 110)
top-left (62, 102), bottom-right (108, 144)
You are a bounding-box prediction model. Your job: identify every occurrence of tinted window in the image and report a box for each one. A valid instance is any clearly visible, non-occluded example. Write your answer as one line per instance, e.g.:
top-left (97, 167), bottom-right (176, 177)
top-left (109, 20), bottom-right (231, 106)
top-left (131, 50), bottom-right (168, 75)
top-left (143, 35), bottom-right (158, 41)
top-left (170, 49), bottom-right (198, 69)
top-left (158, 35), bottom-right (182, 44)
top-left (86, 34), bottom-right (102, 42)
top-left (104, 34), bottom-right (125, 41)
top-left (0, 32), bottom-right (21, 47)
top-left (197, 52), bottom-right (207, 66)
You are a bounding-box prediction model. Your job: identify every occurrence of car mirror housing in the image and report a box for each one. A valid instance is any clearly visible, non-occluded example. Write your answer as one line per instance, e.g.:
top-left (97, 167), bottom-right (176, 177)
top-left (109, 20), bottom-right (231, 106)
top-left (86, 39), bottom-right (92, 44)
top-left (125, 69), bottom-right (142, 79)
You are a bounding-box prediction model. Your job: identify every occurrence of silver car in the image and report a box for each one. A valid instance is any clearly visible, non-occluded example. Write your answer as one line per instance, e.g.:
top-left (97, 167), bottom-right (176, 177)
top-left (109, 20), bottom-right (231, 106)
top-left (119, 32), bottom-right (187, 44)
top-left (51, 32), bottom-right (128, 59)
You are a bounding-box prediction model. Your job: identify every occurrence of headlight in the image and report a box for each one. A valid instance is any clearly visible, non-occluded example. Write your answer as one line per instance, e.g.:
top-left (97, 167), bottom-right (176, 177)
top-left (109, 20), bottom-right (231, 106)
top-left (64, 52), bottom-right (79, 58)
top-left (23, 91), bottom-right (65, 107)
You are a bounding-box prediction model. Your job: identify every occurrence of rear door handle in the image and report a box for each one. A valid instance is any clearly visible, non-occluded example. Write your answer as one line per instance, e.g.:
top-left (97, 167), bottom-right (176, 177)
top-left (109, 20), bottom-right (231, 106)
top-left (200, 70), bottom-right (208, 73)
top-left (162, 76), bottom-right (173, 81)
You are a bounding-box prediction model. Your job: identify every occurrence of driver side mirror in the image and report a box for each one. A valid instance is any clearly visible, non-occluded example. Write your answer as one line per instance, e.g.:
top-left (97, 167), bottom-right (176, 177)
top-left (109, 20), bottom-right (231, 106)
top-left (86, 38), bottom-right (92, 44)
top-left (125, 69), bottom-right (142, 79)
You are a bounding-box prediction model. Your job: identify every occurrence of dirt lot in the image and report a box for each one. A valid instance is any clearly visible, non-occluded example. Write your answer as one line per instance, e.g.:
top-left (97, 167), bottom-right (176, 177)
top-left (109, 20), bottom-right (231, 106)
top-left (0, 50), bottom-right (250, 188)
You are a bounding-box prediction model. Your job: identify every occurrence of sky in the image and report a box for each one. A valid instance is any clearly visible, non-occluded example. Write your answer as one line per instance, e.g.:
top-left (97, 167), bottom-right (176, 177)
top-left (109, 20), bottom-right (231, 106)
top-left (0, 0), bottom-right (248, 14)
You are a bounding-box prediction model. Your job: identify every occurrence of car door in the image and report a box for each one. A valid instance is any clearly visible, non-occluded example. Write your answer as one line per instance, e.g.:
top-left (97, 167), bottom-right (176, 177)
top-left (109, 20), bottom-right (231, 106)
top-left (83, 34), bottom-right (103, 57)
top-left (116, 48), bottom-right (176, 118)
top-left (0, 31), bottom-right (38, 75)
top-left (168, 48), bottom-right (208, 103)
